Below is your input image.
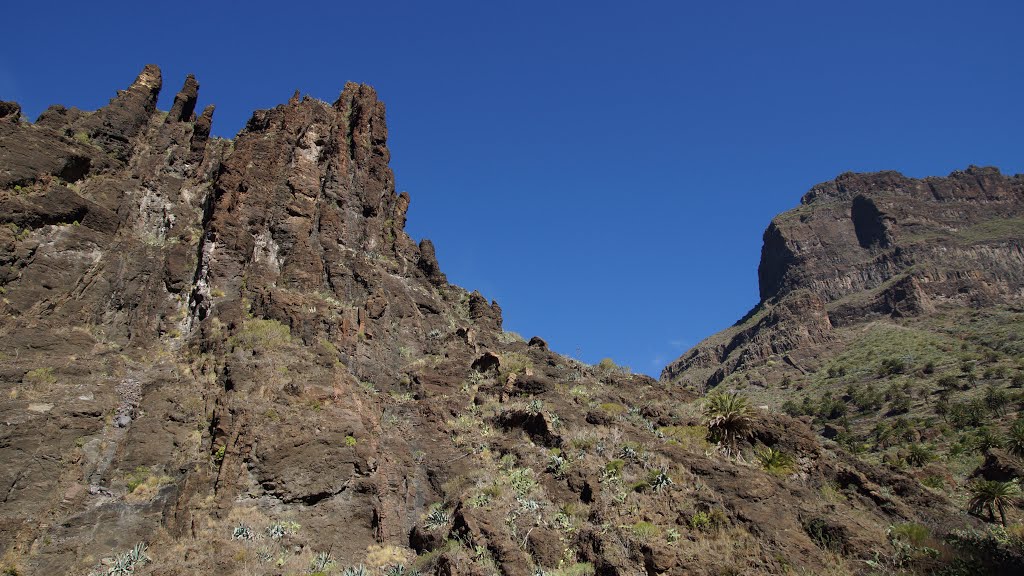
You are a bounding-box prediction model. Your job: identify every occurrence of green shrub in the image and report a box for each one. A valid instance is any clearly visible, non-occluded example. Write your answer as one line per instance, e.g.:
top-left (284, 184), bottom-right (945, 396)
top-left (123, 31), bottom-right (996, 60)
top-left (879, 357), bottom-right (907, 376)
top-left (983, 385), bottom-right (1010, 416)
top-left (816, 393), bottom-right (847, 420)
top-left (975, 427), bottom-right (1004, 452)
top-left (602, 459), bottom-right (624, 481)
top-left (629, 521), bottom-right (660, 541)
top-left (545, 563), bottom-right (595, 576)
top-left (1011, 373), bottom-right (1024, 388)
top-left (659, 425), bottom-right (709, 450)
top-left (947, 401), bottom-right (985, 427)
top-left (23, 367), bottom-right (57, 386)
top-left (125, 466), bottom-right (151, 492)
top-left (890, 522), bottom-right (931, 547)
top-left (888, 392), bottom-right (911, 415)
top-left (850, 383), bottom-right (884, 412)
top-left (1007, 418), bottom-right (1024, 457)
top-left (781, 399), bottom-right (802, 416)
top-left (228, 318), bottom-right (292, 351)
top-left (906, 444), bottom-right (935, 467)
top-left (506, 467), bottom-right (536, 497)
top-left (803, 517), bottom-right (845, 552)
top-left (499, 352), bottom-right (533, 380)
top-left (598, 402), bottom-right (626, 416)
top-left (689, 510), bottom-right (712, 531)
top-left (755, 446), bottom-right (794, 474)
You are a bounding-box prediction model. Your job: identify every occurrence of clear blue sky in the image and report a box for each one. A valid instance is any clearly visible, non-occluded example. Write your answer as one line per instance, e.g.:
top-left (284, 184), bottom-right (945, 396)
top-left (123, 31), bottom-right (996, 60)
top-left (3, 1), bottom-right (1022, 375)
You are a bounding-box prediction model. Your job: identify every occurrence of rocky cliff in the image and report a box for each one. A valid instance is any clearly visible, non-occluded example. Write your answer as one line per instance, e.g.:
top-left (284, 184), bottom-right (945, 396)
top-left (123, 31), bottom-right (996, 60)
top-left (663, 167), bottom-right (1024, 390)
top-left (0, 66), bottom-right (1011, 576)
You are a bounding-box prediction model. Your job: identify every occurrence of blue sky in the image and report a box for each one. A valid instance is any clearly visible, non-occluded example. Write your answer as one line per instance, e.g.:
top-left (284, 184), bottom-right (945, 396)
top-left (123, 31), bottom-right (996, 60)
top-left (3, 1), bottom-right (1022, 375)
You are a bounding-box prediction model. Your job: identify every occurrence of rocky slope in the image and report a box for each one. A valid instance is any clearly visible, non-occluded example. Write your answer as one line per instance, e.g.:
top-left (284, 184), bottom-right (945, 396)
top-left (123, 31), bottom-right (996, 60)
top-left (661, 165), bottom-right (1024, 573)
top-left (0, 66), bottom-right (1012, 576)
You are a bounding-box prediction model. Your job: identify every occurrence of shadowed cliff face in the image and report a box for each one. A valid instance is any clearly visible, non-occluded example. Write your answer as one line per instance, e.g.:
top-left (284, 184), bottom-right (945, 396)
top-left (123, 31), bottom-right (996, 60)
top-left (0, 66), bottom-right (1004, 576)
top-left (664, 167), bottom-right (1024, 390)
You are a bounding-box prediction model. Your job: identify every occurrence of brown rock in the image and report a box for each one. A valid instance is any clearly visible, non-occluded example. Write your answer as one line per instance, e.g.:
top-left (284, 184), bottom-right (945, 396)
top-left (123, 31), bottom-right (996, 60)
top-left (971, 449), bottom-right (1024, 482)
top-left (166, 74), bottom-right (199, 123)
top-left (0, 101), bottom-right (20, 121)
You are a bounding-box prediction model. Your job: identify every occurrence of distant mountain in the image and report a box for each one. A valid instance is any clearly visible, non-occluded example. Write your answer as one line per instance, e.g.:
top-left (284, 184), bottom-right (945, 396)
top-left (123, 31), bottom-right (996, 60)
top-left (664, 166), bottom-right (1023, 392)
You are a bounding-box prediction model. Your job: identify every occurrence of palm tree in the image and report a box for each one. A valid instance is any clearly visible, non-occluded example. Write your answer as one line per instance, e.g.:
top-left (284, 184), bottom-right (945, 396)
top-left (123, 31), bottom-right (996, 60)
top-left (967, 479), bottom-right (1021, 526)
top-left (703, 391), bottom-right (753, 456)
top-left (1007, 419), bottom-right (1024, 457)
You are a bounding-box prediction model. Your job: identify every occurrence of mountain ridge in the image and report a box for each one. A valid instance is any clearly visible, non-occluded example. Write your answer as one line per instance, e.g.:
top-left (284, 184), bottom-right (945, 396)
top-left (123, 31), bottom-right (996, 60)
top-left (662, 166), bottom-right (1024, 391)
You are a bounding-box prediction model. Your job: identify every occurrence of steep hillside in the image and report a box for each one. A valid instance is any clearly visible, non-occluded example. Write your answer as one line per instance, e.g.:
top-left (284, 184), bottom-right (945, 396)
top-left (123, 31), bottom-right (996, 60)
top-left (0, 66), bottom-right (1013, 576)
top-left (663, 166), bottom-right (1024, 570)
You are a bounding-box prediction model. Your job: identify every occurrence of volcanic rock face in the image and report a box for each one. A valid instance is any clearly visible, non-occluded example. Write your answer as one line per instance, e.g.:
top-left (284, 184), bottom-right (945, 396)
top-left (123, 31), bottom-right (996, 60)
top-left (663, 167), bottom-right (1024, 389)
top-left (0, 65), bottom-right (501, 574)
top-left (0, 66), bottom-right (997, 575)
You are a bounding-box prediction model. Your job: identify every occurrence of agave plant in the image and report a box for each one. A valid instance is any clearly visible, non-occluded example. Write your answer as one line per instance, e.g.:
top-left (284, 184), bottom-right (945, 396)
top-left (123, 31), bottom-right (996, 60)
top-left (310, 550), bottom-right (335, 573)
top-left (648, 469), bottom-right (674, 492)
top-left (516, 497), bottom-right (540, 513)
top-left (92, 542), bottom-right (150, 576)
top-left (967, 479), bottom-right (1021, 526)
top-left (265, 520), bottom-right (299, 540)
top-left (618, 445), bottom-right (639, 461)
top-left (341, 565), bottom-right (369, 576)
top-left (266, 523), bottom-right (286, 539)
top-left (423, 506), bottom-right (452, 530)
top-left (703, 391), bottom-right (753, 456)
top-left (546, 454), bottom-right (567, 476)
top-left (232, 523), bottom-right (256, 540)
top-left (384, 564), bottom-right (418, 576)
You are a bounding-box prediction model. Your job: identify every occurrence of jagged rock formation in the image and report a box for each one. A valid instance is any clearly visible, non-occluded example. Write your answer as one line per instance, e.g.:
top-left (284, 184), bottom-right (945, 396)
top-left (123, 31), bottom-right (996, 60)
top-left (0, 66), bottom-right (1002, 576)
top-left (663, 167), bottom-right (1024, 390)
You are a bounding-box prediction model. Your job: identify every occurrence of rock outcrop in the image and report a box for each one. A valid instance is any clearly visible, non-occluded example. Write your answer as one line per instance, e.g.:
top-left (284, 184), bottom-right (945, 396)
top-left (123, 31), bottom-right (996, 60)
top-left (663, 167), bottom-right (1024, 390)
